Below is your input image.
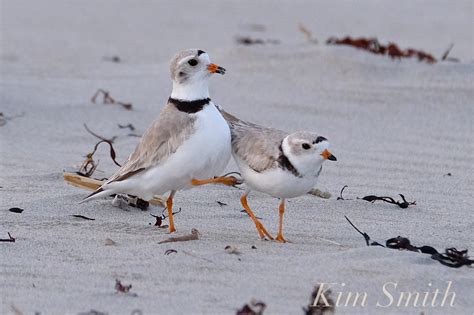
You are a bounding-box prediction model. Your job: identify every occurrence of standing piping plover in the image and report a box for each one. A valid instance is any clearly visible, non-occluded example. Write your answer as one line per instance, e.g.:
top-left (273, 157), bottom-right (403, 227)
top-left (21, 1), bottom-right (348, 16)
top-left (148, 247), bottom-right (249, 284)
top-left (221, 110), bottom-right (337, 242)
top-left (82, 49), bottom-right (237, 233)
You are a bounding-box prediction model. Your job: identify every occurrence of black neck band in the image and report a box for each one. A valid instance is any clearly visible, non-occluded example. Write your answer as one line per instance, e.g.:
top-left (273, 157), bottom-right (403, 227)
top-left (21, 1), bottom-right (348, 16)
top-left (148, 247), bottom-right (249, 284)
top-left (277, 143), bottom-right (302, 178)
top-left (168, 97), bottom-right (210, 113)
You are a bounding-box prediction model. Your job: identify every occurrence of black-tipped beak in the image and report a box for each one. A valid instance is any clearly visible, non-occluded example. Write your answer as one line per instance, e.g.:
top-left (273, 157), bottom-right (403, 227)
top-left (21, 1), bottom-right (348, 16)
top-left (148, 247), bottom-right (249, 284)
top-left (321, 149), bottom-right (337, 161)
top-left (208, 63), bottom-right (226, 75)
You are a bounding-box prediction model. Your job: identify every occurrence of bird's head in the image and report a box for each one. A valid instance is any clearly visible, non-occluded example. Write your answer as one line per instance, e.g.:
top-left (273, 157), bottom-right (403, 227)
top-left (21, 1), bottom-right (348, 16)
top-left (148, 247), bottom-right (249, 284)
top-left (283, 131), bottom-right (336, 174)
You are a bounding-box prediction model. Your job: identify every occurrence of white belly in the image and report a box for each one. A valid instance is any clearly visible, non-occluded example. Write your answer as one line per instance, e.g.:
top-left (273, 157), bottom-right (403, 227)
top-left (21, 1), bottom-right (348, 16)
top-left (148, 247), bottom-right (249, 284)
top-left (235, 155), bottom-right (318, 199)
top-left (123, 103), bottom-right (231, 199)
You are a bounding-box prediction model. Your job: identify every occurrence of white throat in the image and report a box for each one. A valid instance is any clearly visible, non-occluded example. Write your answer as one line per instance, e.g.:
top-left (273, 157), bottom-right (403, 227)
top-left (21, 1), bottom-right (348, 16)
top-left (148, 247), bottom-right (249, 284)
top-left (282, 136), bottom-right (324, 176)
top-left (171, 79), bottom-right (210, 101)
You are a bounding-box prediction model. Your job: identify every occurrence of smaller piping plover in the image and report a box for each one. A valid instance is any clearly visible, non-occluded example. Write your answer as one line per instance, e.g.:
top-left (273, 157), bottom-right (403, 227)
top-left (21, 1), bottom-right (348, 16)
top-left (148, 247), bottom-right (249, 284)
top-left (221, 110), bottom-right (337, 242)
top-left (82, 49), bottom-right (236, 233)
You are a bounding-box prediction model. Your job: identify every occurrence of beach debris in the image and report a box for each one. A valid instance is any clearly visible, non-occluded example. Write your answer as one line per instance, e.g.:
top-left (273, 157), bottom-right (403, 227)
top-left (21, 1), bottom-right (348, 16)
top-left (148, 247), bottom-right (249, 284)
top-left (251, 245), bottom-right (257, 249)
top-left (76, 136), bottom-right (121, 178)
top-left (115, 279), bottom-right (135, 295)
top-left (236, 299), bottom-right (266, 315)
top-left (440, 43), bottom-right (459, 62)
top-left (443, 172), bottom-right (452, 176)
top-left (105, 238), bottom-right (116, 246)
top-left (10, 304), bottom-right (24, 315)
top-left (236, 36), bottom-right (280, 46)
top-left (359, 194), bottom-right (416, 209)
top-left (0, 112), bottom-right (25, 127)
top-left (326, 36), bottom-right (437, 63)
top-left (241, 210), bottom-right (262, 220)
top-left (71, 214), bottom-right (95, 221)
top-left (91, 89), bottom-right (132, 110)
top-left (298, 23), bottom-right (318, 44)
top-left (0, 232), bottom-right (15, 242)
top-left (118, 123), bottom-right (135, 131)
top-left (225, 245), bottom-right (241, 255)
top-left (158, 228), bottom-right (200, 244)
top-left (336, 185), bottom-right (416, 208)
top-left (63, 173), bottom-right (165, 207)
top-left (78, 310), bottom-right (108, 315)
top-left (164, 249), bottom-right (177, 255)
top-left (308, 188), bottom-right (331, 199)
top-left (84, 123), bottom-right (117, 143)
top-left (303, 285), bottom-right (335, 315)
top-left (102, 55), bottom-right (121, 63)
top-left (345, 216), bottom-right (474, 268)
top-left (8, 207), bottom-right (24, 213)
top-left (217, 201), bottom-right (228, 206)
top-left (151, 207), bottom-right (182, 227)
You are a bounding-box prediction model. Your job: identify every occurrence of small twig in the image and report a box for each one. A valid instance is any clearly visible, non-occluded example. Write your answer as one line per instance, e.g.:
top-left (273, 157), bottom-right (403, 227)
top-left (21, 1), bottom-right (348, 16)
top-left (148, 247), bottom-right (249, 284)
top-left (441, 43), bottom-right (455, 61)
top-left (217, 201), bottom-right (227, 206)
top-left (0, 232), bottom-right (16, 242)
top-left (158, 228), bottom-right (200, 244)
top-left (71, 215), bottom-right (95, 221)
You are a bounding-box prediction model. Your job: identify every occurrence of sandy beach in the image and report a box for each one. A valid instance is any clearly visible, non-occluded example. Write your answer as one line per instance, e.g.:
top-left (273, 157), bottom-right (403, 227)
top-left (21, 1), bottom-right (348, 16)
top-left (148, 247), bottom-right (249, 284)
top-left (1, 1), bottom-right (473, 314)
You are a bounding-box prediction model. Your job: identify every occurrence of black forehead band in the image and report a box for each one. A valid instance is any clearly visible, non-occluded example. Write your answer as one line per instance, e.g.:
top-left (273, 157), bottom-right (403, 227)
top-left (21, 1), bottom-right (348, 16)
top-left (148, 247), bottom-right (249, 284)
top-left (313, 136), bottom-right (327, 144)
top-left (197, 50), bottom-right (205, 56)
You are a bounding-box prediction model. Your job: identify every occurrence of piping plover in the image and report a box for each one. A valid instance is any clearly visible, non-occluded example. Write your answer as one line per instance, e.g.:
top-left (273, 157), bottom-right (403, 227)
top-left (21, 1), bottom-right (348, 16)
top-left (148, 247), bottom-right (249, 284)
top-left (221, 110), bottom-right (337, 242)
top-left (82, 49), bottom-right (236, 233)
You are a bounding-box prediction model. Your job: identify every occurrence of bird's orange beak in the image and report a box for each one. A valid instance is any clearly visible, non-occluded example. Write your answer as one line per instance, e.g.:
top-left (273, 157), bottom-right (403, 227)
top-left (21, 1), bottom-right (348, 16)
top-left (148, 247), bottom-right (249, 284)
top-left (321, 149), bottom-right (337, 161)
top-left (207, 63), bottom-right (226, 75)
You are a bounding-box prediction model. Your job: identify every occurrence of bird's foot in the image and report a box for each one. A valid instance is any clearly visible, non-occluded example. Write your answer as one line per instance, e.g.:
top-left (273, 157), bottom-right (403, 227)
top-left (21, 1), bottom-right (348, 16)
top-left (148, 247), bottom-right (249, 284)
top-left (275, 233), bottom-right (288, 243)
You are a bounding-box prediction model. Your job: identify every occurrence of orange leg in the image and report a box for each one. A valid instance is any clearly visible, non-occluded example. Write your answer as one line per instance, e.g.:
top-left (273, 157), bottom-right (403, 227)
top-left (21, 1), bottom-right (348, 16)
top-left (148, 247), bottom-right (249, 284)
top-left (166, 191), bottom-right (176, 233)
top-left (241, 194), bottom-right (273, 240)
top-left (275, 199), bottom-right (288, 243)
top-left (191, 175), bottom-right (241, 187)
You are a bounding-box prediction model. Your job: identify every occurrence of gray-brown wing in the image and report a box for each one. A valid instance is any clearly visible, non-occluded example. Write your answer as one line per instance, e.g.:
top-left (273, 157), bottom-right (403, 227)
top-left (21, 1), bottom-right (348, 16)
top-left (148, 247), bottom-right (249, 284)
top-left (220, 109), bottom-right (287, 172)
top-left (107, 103), bottom-right (197, 183)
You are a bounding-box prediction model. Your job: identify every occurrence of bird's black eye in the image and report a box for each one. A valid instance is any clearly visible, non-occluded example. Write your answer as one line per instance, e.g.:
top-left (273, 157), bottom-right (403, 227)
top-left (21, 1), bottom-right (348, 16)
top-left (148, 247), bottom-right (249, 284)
top-left (302, 143), bottom-right (311, 150)
top-left (188, 59), bottom-right (198, 66)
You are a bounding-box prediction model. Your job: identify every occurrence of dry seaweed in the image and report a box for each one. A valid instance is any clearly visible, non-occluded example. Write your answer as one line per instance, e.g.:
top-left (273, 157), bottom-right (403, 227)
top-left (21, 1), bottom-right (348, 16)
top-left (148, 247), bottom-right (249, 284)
top-left (77, 137), bottom-right (121, 178)
top-left (337, 185), bottom-right (416, 208)
top-left (0, 232), bottom-right (15, 242)
top-left (303, 285), bottom-right (335, 315)
top-left (117, 123), bottom-right (135, 131)
top-left (326, 36), bottom-right (437, 63)
top-left (150, 207), bottom-right (182, 227)
top-left (71, 215), bottom-right (95, 221)
top-left (236, 299), bottom-right (266, 315)
top-left (298, 23), bottom-right (318, 43)
top-left (9, 207), bottom-right (24, 213)
top-left (115, 279), bottom-right (134, 294)
top-left (91, 89), bottom-right (132, 110)
top-left (236, 36), bottom-right (280, 45)
top-left (345, 216), bottom-right (473, 268)
top-left (84, 123), bottom-right (117, 143)
top-left (164, 249), bottom-right (177, 255)
top-left (158, 228), bottom-right (200, 244)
